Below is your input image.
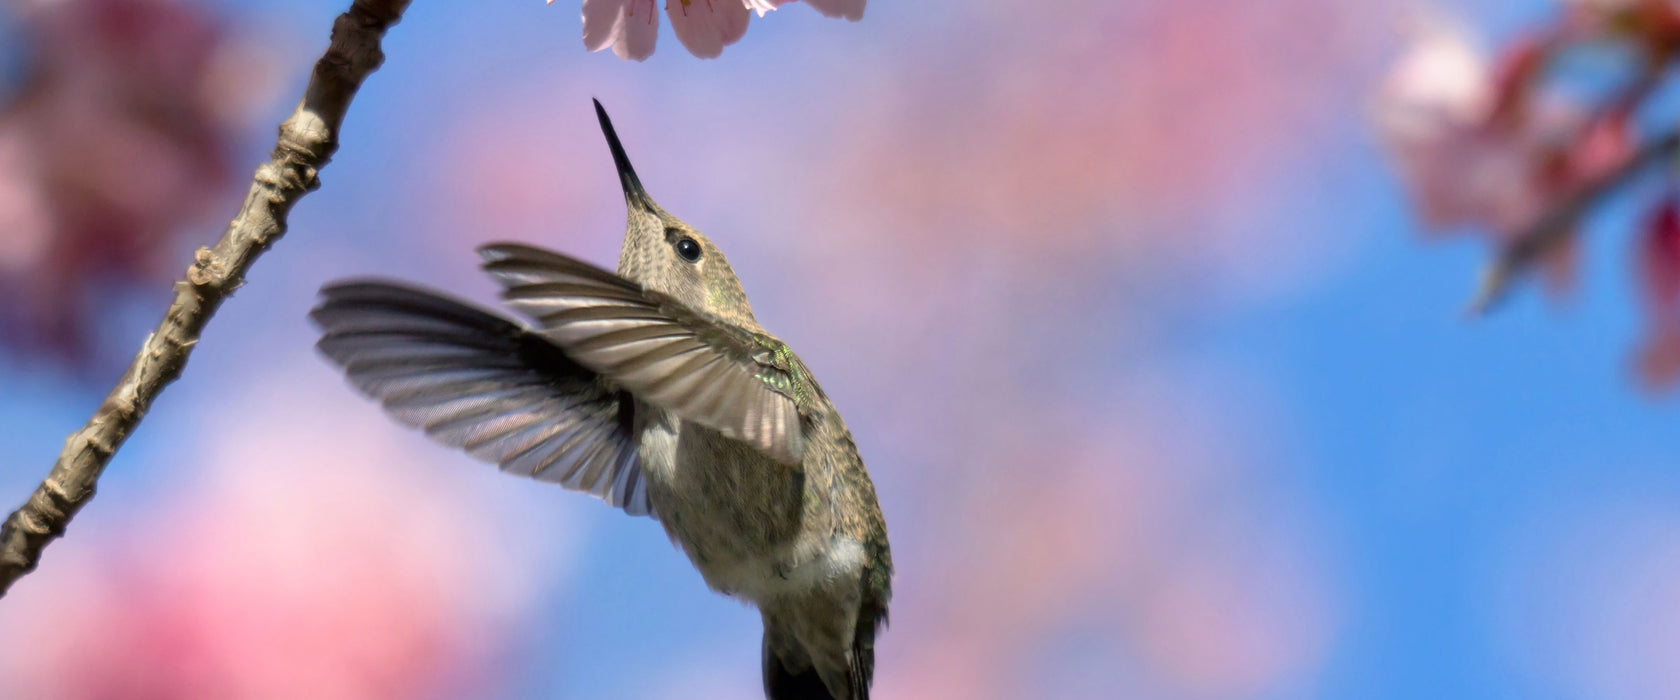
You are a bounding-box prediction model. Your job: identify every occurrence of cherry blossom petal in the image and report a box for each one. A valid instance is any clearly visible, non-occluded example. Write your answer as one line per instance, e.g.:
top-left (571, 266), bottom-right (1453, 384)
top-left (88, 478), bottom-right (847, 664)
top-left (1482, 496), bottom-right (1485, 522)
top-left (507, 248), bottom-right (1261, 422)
top-left (614, 0), bottom-right (660, 60)
top-left (805, 0), bottom-right (865, 21)
top-left (745, 0), bottom-right (794, 18)
top-left (1373, 12), bottom-right (1490, 143)
top-left (576, 0), bottom-right (658, 60)
top-left (580, 0), bottom-right (626, 52)
top-left (666, 0), bottom-right (751, 59)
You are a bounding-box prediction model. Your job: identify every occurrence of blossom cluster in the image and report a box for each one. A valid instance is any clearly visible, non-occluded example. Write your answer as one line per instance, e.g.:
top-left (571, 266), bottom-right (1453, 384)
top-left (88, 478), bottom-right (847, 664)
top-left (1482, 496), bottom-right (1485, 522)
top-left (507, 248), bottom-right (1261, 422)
top-left (1375, 2), bottom-right (1680, 387)
top-left (567, 0), bottom-right (865, 60)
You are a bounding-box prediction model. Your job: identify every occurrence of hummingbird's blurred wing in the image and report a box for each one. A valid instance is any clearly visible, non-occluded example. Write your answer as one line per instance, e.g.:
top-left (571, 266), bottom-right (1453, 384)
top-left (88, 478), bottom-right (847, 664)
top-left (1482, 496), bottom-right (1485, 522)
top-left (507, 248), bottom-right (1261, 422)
top-left (310, 281), bottom-right (653, 516)
top-left (478, 243), bottom-right (805, 465)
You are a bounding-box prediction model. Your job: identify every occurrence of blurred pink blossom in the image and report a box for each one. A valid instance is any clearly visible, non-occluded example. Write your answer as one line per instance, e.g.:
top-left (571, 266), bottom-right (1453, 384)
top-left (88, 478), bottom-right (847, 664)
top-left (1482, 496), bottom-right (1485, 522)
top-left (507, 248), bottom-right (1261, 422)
top-left (824, 0), bottom-right (1383, 259)
top-left (1371, 2), bottom-right (1680, 386)
top-left (569, 0), bottom-right (861, 60)
top-left (1373, 15), bottom-right (1534, 233)
top-left (0, 368), bottom-right (569, 698)
top-left (877, 380), bottom-right (1339, 700)
top-left (0, 0), bottom-right (281, 365)
top-left (777, 0), bottom-right (1386, 359)
top-left (1374, 12), bottom-right (1634, 295)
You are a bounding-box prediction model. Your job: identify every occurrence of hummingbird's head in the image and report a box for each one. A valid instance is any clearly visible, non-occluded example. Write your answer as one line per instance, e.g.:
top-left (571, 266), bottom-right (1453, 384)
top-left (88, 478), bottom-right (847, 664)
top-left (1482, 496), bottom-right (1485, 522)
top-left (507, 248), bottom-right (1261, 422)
top-left (594, 100), bottom-right (758, 329)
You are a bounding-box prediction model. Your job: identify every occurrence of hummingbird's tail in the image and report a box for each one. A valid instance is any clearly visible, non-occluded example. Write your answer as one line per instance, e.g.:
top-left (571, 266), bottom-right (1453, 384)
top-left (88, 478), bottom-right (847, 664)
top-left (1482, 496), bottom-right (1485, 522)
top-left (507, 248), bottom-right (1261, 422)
top-left (761, 589), bottom-right (886, 700)
top-left (762, 633), bottom-right (839, 700)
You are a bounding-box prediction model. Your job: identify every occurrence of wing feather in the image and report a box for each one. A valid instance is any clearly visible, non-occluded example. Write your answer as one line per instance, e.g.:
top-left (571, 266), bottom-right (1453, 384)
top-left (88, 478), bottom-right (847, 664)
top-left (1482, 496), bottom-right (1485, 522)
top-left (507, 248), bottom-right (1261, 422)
top-left (310, 280), bottom-right (655, 516)
top-left (479, 243), bottom-right (806, 464)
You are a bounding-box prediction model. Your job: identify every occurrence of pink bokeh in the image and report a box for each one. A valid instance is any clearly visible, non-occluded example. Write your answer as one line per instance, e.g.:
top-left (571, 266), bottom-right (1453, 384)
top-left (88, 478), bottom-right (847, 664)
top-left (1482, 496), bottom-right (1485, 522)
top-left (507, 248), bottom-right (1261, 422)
top-left (0, 0), bottom-right (282, 364)
top-left (0, 366), bottom-right (574, 698)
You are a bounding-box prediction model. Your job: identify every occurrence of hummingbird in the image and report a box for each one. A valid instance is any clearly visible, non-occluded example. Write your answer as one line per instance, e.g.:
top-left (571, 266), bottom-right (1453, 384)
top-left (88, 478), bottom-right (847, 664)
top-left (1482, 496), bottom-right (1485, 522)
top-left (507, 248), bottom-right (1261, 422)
top-left (309, 100), bottom-right (891, 700)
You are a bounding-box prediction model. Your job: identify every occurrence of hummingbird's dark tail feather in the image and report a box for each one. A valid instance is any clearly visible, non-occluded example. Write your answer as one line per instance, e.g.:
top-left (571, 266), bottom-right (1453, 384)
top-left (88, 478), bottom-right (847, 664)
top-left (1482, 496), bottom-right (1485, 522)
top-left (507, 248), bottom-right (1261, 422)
top-left (762, 637), bottom-right (838, 700)
top-left (849, 609), bottom-right (882, 700)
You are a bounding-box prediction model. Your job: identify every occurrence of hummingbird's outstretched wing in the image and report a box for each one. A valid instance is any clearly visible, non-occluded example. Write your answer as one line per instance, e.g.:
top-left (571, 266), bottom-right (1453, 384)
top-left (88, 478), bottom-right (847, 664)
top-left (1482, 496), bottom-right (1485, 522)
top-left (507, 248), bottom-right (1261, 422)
top-left (477, 243), bottom-right (806, 465)
top-left (310, 280), bottom-right (653, 516)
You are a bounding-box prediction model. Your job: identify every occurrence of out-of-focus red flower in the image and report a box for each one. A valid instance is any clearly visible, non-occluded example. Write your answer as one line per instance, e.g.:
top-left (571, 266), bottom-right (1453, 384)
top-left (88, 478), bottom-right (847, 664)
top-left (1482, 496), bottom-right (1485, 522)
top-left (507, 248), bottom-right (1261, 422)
top-left (1639, 198), bottom-right (1680, 306)
top-left (0, 0), bottom-right (279, 366)
top-left (1634, 197), bottom-right (1680, 387)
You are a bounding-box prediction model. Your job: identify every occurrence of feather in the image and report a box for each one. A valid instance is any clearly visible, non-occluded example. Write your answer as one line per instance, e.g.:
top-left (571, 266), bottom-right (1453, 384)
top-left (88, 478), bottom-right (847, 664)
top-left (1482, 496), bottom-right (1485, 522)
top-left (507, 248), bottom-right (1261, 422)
top-left (479, 243), bottom-right (805, 464)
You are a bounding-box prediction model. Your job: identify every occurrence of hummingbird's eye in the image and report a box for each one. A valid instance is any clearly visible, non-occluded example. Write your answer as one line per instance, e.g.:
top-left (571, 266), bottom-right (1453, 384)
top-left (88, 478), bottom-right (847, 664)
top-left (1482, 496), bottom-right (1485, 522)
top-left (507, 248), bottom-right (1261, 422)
top-left (675, 237), bottom-right (703, 263)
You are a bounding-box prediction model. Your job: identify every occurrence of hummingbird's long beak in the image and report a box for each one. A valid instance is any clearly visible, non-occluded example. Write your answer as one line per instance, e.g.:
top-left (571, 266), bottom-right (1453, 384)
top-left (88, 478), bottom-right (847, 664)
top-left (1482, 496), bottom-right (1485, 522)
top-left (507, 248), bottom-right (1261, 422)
top-left (594, 99), bottom-right (657, 214)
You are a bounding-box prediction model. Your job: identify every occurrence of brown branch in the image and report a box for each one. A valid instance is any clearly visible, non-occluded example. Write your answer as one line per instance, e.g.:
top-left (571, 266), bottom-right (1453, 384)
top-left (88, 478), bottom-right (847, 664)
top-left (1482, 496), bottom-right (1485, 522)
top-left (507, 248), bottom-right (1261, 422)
top-left (1471, 129), bottom-right (1680, 314)
top-left (0, 0), bottom-right (413, 597)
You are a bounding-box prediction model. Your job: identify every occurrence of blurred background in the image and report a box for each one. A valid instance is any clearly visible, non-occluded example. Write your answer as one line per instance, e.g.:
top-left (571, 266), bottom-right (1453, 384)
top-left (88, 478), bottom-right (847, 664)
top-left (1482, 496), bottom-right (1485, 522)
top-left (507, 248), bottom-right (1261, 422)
top-left (1, 0), bottom-right (1677, 698)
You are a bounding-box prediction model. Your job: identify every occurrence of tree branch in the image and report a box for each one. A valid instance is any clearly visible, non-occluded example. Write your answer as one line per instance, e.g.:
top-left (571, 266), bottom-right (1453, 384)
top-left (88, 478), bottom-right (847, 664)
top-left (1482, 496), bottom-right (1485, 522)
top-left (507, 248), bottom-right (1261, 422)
top-left (0, 0), bottom-right (413, 597)
top-left (1471, 129), bottom-right (1680, 314)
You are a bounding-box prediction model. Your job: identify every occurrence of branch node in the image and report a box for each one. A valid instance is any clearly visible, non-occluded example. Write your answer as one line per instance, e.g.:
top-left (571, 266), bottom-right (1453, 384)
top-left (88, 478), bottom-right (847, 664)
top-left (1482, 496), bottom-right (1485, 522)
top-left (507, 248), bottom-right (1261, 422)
top-left (187, 247), bottom-right (219, 287)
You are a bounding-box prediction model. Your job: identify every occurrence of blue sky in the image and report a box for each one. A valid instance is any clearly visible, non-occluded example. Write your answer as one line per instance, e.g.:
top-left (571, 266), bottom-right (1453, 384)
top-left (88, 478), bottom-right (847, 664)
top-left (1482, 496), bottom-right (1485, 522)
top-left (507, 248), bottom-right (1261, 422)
top-left (4, 1), bottom-right (1680, 698)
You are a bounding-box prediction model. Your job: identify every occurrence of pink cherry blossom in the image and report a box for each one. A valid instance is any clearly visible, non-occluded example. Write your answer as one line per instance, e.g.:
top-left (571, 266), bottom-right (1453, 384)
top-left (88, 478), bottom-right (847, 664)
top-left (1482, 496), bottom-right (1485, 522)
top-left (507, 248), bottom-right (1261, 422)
top-left (1373, 11), bottom-right (1659, 307)
top-left (1371, 2), bottom-right (1680, 384)
top-left (1373, 14), bottom-right (1517, 231)
top-left (1375, 14), bottom-right (1628, 237)
top-left (577, 0), bottom-right (660, 61)
top-left (564, 0), bottom-right (864, 60)
top-left (667, 0), bottom-right (751, 58)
